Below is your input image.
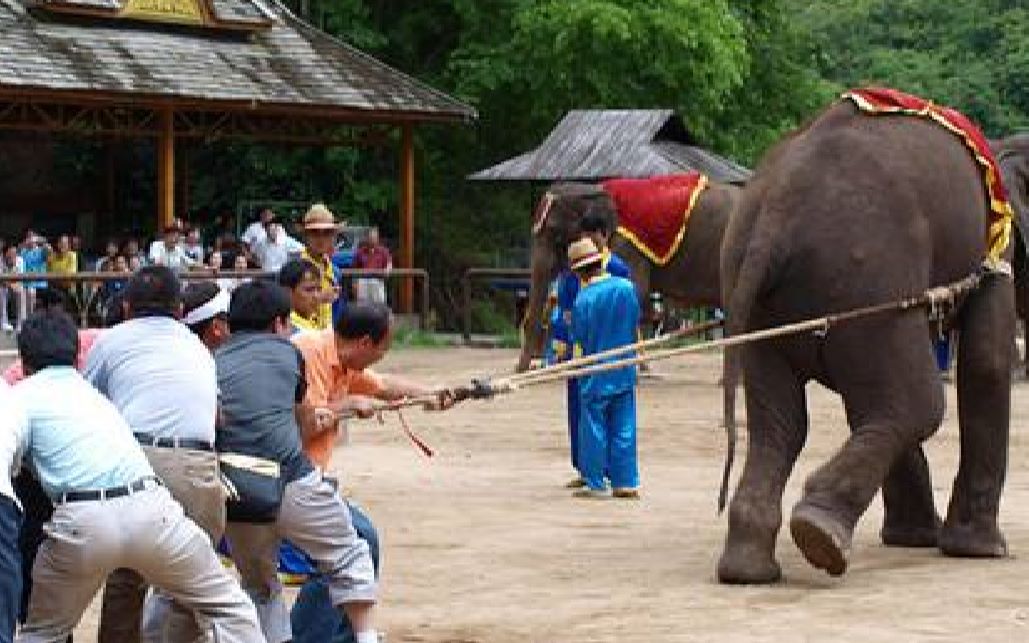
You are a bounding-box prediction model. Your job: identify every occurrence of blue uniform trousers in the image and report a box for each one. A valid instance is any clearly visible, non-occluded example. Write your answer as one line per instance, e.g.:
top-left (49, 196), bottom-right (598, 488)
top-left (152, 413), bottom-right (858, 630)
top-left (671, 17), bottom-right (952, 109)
top-left (0, 495), bottom-right (22, 643)
top-left (578, 389), bottom-right (639, 490)
top-left (567, 378), bottom-right (581, 472)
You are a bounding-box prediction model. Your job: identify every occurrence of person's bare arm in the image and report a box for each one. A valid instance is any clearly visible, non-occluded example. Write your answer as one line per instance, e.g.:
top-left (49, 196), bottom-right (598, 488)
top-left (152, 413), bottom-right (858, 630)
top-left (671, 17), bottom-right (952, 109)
top-left (296, 402), bottom-right (322, 440)
top-left (296, 395), bottom-right (380, 439)
top-left (377, 374), bottom-right (455, 411)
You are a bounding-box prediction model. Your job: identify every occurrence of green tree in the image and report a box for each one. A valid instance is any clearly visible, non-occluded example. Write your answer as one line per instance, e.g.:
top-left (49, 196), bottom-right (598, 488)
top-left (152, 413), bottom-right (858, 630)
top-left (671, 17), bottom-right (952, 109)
top-left (791, 0), bottom-right (1029, 136)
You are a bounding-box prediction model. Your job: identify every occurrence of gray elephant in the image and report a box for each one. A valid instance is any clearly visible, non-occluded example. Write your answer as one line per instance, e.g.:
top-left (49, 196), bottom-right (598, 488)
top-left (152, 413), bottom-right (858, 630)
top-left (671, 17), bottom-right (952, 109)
top-left (718, 91), bottom-right (1017, 584)
top-left (993, 135), bottom-right (1029, 373)
top-left (517, 177), bottom-right (741, 372)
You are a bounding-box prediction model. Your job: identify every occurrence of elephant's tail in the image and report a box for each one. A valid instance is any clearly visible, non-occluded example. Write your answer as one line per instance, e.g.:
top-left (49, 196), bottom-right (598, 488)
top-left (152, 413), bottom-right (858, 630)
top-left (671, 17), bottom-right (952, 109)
top-left (717, 203), bottom-right (780, 514)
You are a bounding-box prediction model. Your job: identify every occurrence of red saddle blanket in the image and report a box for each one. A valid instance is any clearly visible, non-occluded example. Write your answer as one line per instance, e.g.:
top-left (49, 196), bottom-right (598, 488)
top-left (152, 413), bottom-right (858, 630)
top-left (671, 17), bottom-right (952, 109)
top-left (603, 173), bottom-right (709, 265)
top-left (842, 87), bottom-right (1013, 262)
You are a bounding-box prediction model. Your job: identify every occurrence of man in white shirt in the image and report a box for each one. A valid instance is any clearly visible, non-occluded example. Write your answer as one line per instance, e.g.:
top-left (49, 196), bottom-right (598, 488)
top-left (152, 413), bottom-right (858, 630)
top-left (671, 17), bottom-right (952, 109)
top-left (84, 266), bottom-right (224, 643)
top-left (0, 245), bottom-right (26, 332)
top-left (253, 222), bottom-right (305, 272)
top-left (242, 208), bottom-right (275, 254)
top-left (0, 380), bottom-right (26, 643)
top-left (10, 309), bottom-right (262, 642)
top-left (148, 226), bottom-right (196, 272)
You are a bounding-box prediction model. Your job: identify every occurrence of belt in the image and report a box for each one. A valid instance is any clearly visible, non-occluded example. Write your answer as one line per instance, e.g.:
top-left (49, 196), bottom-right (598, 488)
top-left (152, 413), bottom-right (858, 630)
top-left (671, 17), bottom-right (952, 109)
top-left (134, 432), bottom-right (215, 452)
top-left (58, 476), bottom-right (162, 504)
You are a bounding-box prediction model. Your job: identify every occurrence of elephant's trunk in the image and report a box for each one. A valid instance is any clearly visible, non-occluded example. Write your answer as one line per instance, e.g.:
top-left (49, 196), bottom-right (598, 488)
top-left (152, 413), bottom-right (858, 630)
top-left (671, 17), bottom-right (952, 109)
top-left (516, 236), bottom-right (557, 373)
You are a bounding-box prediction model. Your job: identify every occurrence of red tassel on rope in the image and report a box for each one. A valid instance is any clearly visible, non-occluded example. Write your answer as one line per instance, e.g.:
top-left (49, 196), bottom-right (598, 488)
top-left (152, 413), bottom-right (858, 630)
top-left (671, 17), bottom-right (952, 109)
top-left (377, 408), bottom-right (434, 458)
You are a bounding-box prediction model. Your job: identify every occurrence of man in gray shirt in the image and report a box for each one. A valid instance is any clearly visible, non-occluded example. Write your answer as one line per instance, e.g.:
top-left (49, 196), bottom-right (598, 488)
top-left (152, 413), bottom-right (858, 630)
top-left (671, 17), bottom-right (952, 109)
top-left (217, 280), bottom-right (378, 643)
top-left (83, 266), bottom-right (225, 643)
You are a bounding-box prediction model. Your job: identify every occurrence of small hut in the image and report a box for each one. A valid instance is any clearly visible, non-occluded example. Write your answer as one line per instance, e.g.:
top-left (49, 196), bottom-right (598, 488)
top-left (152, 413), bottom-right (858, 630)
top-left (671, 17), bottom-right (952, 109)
top-left (469, 109), bottom-right (750, 184)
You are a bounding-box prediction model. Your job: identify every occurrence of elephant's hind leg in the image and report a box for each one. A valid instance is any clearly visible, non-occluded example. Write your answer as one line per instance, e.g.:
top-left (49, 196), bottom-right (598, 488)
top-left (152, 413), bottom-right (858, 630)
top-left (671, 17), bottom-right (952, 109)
top-left (940, 272), bottom-right (1014, 558)
top-left (718, 342), bottom-right (808, 585)
top-left (791, 317), bottom-right (944, 576)
top-left (880, 445), bottom-right (941, 547)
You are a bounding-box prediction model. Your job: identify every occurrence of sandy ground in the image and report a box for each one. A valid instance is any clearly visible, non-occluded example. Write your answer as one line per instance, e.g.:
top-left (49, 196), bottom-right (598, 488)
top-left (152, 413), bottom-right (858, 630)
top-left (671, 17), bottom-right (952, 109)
top-left (62, 347), bottom-right (1029, 641)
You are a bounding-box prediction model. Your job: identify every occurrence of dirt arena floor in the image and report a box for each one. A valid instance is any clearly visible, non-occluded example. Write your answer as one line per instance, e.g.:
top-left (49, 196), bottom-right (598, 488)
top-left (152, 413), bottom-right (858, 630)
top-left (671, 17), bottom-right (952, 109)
top-left (67, 346), bottom-right (1029, 641)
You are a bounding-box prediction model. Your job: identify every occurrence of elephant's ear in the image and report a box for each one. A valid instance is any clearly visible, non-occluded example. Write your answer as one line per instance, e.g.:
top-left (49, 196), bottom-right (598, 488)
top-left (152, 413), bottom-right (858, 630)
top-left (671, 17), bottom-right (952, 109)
top-left (996, 142), bottom-right (1029, 262)
top-left (532, 192), bottom-right (556, 236)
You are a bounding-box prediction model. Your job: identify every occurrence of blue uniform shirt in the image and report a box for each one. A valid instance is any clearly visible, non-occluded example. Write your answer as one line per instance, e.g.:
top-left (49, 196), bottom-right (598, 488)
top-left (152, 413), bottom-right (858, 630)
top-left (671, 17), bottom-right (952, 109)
top-left (572, 275), bottom-right (640, 399)
top-left (553, 250), bottom-right (631, 361)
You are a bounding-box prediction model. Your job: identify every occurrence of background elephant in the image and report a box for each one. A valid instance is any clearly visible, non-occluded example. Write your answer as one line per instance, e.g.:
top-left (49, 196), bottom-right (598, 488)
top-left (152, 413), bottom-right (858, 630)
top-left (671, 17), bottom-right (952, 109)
top-left (718, 98), bottom-right (1015, 584)
top-left (516, 179), bottom-right (740, 372)
top-left (993, 135), bottom-right (1029, 374)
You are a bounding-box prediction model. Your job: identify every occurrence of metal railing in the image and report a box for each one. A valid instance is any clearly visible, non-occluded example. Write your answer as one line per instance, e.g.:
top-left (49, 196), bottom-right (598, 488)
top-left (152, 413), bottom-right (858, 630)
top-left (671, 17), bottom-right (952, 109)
top-left (461, 268), bottom-right (531, 342)
top-left (0, 267), bottom-right (431, 330)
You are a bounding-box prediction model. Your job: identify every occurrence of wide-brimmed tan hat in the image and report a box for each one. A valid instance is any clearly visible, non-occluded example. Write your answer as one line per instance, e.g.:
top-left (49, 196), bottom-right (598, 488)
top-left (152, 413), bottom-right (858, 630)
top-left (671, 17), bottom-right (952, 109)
top-left (303, 203), bottom-right (344, 231)
top-left (568, 238), bottom-right (603, 271)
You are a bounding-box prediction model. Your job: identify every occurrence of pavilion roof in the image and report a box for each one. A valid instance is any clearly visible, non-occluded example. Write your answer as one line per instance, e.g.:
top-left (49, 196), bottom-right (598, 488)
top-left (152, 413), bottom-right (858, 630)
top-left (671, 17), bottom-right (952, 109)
top-left (470, 110), bottom-right (750, 184)
top-left (0, 0), bottom-right (477, 123)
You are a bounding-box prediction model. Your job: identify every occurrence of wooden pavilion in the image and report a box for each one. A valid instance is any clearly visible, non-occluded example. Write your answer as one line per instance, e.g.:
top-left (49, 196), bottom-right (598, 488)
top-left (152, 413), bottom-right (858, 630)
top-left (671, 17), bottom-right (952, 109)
top-left (0, 0), bottom-right (477, 307)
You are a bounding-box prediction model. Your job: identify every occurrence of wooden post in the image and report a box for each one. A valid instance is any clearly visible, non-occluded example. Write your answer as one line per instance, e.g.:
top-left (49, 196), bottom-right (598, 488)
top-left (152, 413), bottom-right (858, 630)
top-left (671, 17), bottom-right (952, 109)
top-left (399, 124), bottom-right (415, 312)
top-left (157, 108), bottom-right (175, 231)
top-left (105, 142), bottom-right (116, 225)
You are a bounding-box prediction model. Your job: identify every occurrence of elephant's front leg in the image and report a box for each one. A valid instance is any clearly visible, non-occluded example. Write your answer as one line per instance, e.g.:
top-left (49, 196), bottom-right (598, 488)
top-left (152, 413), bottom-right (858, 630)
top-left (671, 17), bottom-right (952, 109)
top-left (880, 445), bottom-right (941, 547)
top-left (941, 272), bottom-right (1014, 558)
top-left (717, 341), bottom-right (808, 585)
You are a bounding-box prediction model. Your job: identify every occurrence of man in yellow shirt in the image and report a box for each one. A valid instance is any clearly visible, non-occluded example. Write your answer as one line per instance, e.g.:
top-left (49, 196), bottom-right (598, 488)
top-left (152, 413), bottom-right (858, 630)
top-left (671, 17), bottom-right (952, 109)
top-left (46, 235), bottom-right (77, 275)
top-left (300, 203), bottom-right (345, 330)
top-left (277, 258), bottom-right (323, 333)
top-left (46, 235), bottom-right (77, 305)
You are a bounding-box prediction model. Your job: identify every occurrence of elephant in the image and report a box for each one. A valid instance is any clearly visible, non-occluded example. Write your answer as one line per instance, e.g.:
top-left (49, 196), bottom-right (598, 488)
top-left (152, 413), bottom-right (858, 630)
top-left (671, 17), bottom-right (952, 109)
top-left (992, 135), bottom-right (1029, 373)
top-left (717, 96), bottom-right (1016, 584)
top-left (516, 178), bottom-right (741, 373)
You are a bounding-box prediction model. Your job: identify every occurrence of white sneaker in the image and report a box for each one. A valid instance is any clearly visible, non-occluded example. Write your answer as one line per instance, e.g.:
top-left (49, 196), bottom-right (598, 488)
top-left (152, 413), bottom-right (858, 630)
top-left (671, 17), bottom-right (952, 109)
top-left (1, 323), bottom-right (13, 333)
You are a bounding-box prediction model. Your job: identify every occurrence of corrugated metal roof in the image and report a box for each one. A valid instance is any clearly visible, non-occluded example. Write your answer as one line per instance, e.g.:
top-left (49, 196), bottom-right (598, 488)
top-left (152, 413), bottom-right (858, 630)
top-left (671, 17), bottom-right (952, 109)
top-left (469, 110), bottom-right (750, 184)
top-left (0, 0), bottom-right (477, 122)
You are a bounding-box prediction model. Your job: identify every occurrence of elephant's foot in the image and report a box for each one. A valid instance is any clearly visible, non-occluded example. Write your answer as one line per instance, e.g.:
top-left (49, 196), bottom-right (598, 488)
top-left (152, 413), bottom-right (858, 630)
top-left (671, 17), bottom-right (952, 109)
top-left (716, 543), bottom-right (782, 585)
top-left (880, 516), bottom-right (941, 548)
top-left (789, 503), bottom-right (851, 577)
top-left (939, 519), bottom-right (1008, 558)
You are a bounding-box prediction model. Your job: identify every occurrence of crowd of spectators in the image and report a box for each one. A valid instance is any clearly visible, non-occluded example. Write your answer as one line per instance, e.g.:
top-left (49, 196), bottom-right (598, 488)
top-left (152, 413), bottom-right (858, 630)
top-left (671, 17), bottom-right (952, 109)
top-left (0, 206), bottom-right (394, 332)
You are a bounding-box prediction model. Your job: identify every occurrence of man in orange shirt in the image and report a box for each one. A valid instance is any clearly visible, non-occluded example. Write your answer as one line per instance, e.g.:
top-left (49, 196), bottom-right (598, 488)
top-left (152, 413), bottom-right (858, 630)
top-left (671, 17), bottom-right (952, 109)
top-left (292, 302), bottom-right (452, 469)
top-left (290, 302), bottom-right (451, 641)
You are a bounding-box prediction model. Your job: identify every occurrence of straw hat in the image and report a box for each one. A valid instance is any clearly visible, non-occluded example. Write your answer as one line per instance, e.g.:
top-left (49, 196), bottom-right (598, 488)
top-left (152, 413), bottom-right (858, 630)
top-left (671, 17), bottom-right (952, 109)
top-left (302, 203), bottom-right (344, 231)
top-left (567, 238), bottom-right (603, 271)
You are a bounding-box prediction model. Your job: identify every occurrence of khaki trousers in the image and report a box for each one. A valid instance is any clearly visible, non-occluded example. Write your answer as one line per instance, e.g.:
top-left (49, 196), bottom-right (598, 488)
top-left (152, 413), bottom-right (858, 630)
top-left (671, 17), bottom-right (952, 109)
top-left (17, 485), bottom-right (261, 643)
top-left (98, 446), bottom-right (225, 643)
top-left (226, 470), bottom-right (376, 643)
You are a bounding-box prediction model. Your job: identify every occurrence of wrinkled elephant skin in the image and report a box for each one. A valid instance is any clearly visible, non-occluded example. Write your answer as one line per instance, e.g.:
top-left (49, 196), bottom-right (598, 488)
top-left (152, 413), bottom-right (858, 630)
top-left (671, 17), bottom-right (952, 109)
top-left (718, 102), bottom-right (1015, 584)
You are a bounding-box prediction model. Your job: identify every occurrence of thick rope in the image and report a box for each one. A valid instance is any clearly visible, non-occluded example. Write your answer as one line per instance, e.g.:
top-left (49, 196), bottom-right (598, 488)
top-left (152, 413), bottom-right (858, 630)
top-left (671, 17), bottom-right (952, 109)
top-left (507, 319), bottom-right (724, 385)
top-left (501, 272), bottom-right (981, 390)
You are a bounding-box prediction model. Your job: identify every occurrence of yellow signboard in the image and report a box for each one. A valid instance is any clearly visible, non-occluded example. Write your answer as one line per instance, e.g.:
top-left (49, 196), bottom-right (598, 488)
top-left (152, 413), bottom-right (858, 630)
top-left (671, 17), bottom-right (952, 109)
top-left (121, 0), bottom-right (205, 26)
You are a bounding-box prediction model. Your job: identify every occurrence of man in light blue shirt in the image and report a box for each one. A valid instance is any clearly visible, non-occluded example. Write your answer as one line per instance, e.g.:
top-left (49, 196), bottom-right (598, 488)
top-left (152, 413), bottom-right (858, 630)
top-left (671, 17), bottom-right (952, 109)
top-left (83, 266), bottom-right (225, 643)
top-left (10, 309), bottom-right (262, 642)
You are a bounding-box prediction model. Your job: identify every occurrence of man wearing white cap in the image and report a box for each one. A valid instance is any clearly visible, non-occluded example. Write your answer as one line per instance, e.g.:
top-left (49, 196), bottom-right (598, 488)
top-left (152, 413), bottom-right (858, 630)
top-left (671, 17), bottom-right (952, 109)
top-left (182, 282), bottom-right (232, 351)
top-left (567, 237), bottom-right (641, 499)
